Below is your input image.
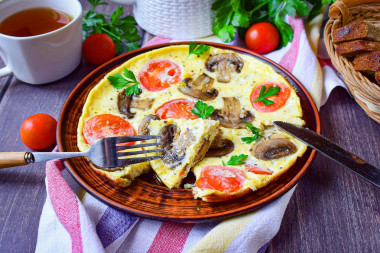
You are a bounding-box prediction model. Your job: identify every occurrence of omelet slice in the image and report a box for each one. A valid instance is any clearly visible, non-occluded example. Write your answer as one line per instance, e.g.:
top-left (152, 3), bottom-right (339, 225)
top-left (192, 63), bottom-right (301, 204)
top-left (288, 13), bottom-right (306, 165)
top-left (148, 119), bottom-right (220, 189)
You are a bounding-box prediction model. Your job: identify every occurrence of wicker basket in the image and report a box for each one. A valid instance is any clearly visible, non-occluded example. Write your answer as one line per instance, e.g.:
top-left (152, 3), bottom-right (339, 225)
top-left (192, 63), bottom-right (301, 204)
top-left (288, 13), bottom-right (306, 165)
top-left (324, 0), bottom-right (380, 123)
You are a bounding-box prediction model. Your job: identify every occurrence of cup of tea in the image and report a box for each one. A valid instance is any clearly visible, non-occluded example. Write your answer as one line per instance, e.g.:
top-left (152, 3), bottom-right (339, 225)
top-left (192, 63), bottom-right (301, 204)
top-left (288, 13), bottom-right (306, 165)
top-left (0, 0), bottom-right (82, 84)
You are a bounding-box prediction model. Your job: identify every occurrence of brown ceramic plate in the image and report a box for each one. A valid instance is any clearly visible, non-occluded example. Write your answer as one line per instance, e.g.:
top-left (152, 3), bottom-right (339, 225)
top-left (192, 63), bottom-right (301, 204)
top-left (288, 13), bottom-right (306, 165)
top-left (57, 42), bottom-right (320, 223)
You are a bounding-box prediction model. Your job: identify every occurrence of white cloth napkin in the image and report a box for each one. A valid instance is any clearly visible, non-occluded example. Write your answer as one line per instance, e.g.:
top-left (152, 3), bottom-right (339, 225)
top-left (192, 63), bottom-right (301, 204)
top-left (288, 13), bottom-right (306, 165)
top-left (36, 14), bottom-right (346, 253)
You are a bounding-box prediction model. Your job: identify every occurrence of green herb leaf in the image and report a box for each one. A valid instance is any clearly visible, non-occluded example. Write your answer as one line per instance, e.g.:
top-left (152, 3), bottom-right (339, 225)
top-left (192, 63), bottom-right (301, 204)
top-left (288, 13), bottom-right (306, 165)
top-left (241, 123), bottom-right (263, 144)
top-left (107, 67), bottom-right (140, 95)
top-left (82, 1), bottom-right (140, 54)
top-left (211, 0), bottom-right (333, 47)
top-left (188, 42), bottom-right (210, 57)
top-left (252, 85), bottom-right (280, 105)
top-left (223, 154), bottom-right (248, 166)
top-left (125, 83), bottom-right (140, 95)
top-left (191, 101), bottom-right (215, 119)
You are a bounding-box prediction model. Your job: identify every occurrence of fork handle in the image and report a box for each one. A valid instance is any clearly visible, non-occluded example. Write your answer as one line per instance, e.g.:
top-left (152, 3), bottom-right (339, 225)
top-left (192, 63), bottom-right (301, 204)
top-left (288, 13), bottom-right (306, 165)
top-left (0, 152), bottom-right (31, 168)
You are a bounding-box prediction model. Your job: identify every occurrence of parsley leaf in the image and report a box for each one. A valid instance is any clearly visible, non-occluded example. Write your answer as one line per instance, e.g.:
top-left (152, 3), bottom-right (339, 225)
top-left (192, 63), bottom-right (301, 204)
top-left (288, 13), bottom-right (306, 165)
top-left (252, 85), bottom-right (280, 105)
top-left (223, 154), bottom-right (249, 166)
top-left (241, 123), bottom-right (263, 144)
top-left (83, 1), bottom-right (140, 54)
top-left (107, 68), bottom-right (140, 95)
top-left (211, 0), bottom-right (336, 47)
top-left (188, 42), bottom-right (211, 57)
top-left (191, 101), bottom-right (215, 119)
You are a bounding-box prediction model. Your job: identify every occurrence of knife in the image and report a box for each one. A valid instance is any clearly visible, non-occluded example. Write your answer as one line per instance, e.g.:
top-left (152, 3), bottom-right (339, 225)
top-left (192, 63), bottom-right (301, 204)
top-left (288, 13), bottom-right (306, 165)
top-left (273, 121), bottom-right (380, 188)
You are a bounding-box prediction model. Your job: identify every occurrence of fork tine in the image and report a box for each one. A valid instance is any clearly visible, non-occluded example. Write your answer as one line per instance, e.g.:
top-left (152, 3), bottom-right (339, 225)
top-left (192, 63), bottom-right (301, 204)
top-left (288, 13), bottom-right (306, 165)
top-left (111, 135), bottom-right (162, 144)
top-left (118, 149), bottom-right (164, 156)
top-left (118, 155), bottom-right (164, 166)
top-left (116, 142), bottom-right (164, 151)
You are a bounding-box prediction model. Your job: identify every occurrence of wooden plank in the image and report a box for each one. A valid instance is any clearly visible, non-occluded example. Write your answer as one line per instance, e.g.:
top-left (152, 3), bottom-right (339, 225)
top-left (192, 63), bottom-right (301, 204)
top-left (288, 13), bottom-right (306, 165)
top-left (269, 87), bottom-right (380, 252)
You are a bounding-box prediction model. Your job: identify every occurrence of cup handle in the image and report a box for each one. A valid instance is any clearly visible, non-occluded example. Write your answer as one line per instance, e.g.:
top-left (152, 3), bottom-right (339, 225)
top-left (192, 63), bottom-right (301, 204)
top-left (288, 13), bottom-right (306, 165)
top-left (0, 66), bottom-right (12, 77)
top-left (110, 0), bottom-right (136, 5)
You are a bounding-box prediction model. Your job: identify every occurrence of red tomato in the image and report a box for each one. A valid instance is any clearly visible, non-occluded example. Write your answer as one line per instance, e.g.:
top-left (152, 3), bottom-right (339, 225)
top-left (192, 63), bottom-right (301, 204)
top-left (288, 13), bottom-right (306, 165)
top-left (139, 59), bottom-right (182, 91)
top-left (244, 164), bottom-right (273, 175)
top-left (155, 99), bottom-right (197, 120)
top-left (20, 113), bottom-right (57, 150)
top-left (250, 82), bottom-right (291, 113)
top-left (82, 33), bottom-right (116, 65)
top-left (245, 22), bottom-right (280, 54)
top-left (196, 166), bottom-right (246, 193)
top-left (83, 114), bottom-right (135, 145)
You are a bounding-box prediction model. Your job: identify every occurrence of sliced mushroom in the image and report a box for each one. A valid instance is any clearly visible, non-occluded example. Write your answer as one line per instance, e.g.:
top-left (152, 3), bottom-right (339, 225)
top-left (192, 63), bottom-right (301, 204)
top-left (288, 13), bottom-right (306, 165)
top-left (117, 90), bottom-right (135, 118)
top-left (138, 114), bottom-right (160, 135)
top-left (160, 124), bottom-right (196, 168)
top-left (206, 53), bottom-right (244, 83)
top-left (178, 73), bottom-right (218, 100)
top-left (210, 97), bottom-right (254, 129)
top-left (253, 138), bottom-right (297, 160)
top-left (117, 89), bottom-right (154, 118)
top-left (206, 138), bottom-right (234, 157)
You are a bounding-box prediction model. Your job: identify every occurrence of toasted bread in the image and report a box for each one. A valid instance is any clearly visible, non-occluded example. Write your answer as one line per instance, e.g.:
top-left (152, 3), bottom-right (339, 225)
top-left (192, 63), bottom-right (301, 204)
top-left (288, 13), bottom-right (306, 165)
top-left (353, 51), bottom-right (380, 72)
top-left (336, 40), bottom-right (380, 57)
top-left (333, 21), bottom-right (380, 44)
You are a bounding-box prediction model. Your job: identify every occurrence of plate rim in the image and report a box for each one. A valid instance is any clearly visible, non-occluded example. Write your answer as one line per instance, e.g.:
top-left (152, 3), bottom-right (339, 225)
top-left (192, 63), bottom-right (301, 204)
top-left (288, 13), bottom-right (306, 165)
top-left (57, 41), bottom-right (321, 222)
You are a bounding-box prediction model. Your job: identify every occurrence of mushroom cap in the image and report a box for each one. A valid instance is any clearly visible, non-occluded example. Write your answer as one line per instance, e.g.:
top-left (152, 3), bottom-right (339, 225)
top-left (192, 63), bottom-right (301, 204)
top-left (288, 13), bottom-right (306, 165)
top-left (138, 114), bottom-right (160, 135)
top-left (205, 53), bottom-right (244, 83)
top-left (253, 137), bottom-right (297, 160)
top-left (178, 73), bottom-right (218, 100)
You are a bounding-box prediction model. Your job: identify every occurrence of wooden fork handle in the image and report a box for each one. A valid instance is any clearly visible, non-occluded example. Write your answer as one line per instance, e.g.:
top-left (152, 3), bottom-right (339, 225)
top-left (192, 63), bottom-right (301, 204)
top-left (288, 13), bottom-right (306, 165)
top-left (0, 152), bottom-right (33, 168)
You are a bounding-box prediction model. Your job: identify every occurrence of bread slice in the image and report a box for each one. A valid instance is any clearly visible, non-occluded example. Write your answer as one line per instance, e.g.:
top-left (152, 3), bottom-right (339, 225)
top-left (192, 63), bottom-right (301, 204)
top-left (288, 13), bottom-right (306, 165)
top-left (148, 119), bottom-right (220, 189)
top-left (333, 21), bottom-right (380, 44)
top-left (336, 40), bottom-right (380, 57)
top-left (353, 51), bottom-right (380, 72)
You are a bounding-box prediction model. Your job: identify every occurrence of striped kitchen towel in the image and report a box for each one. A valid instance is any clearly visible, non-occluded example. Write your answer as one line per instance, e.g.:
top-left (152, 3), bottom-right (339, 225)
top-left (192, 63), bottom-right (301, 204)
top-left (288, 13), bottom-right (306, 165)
top-left (36, 14), bottom-right (346, 253)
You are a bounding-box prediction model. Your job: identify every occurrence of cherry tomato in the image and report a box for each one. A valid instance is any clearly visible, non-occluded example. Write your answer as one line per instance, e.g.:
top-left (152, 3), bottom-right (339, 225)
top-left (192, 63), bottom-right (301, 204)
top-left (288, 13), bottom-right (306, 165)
top-left (195, 166), bottom-right (246, 193)
top-left (82, 33), bottom-right (116, 65)
top-left (244, 164), bottom-right (273, 175)
top-left (20, 113), bottom-right (57, 150)
top-left (250, 82), bottom-right (291, 113)
top-left (83, 114), bottom-right (135, 145)
top-left (139, 59), bottom-right (182, 91)
top-left (245, 22), bottom-right (280, 54)
top-left (155, 99), bottom-right (197, 120)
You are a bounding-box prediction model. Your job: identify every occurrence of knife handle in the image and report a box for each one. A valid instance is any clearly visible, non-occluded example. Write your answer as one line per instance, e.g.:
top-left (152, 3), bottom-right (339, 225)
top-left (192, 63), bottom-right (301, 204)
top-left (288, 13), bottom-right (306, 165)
top-left (326, 144), bottom-right (380, 188)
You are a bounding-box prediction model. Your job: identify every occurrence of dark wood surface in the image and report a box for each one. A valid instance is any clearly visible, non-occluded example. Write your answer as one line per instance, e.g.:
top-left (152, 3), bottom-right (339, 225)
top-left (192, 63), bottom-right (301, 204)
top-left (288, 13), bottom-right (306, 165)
top-left (0, 1), bottom-right (379, 252)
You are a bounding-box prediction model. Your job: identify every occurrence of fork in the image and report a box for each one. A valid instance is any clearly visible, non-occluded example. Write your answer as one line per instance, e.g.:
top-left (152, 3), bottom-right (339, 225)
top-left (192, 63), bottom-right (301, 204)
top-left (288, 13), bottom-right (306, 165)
top-left (0, 135), bottom-right (164, 169)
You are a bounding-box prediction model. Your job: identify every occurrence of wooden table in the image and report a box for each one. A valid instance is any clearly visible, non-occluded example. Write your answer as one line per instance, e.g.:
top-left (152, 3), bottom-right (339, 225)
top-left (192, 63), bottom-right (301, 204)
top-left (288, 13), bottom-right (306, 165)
top-left (0, 2), bottom-right (379, 252)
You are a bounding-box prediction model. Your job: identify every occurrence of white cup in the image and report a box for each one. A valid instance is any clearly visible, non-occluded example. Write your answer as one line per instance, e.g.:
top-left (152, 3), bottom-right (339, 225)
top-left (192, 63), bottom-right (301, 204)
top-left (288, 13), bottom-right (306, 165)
top-left (111, 0), bottom-right (214, 39)
top-left (0, 0), bottom-right (82, 84)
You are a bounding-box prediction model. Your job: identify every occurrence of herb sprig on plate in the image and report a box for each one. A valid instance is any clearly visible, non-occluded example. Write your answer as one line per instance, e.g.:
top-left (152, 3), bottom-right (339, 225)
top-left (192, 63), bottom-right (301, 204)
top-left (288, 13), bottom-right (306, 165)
top-left (83, 0), bottom-right (141, 54)
top-left (191, 100), bottom-right (215, 119)
top-left (188, 42), bottom-right (210, 57)
top-left (222, 154), bottom-right (248, 166)
top-left (252, 85), bottom-right (280, 105)
top-left (241, 123), bottom-right (263, 144)
top-left (108, 68), bottom-right (140, 95)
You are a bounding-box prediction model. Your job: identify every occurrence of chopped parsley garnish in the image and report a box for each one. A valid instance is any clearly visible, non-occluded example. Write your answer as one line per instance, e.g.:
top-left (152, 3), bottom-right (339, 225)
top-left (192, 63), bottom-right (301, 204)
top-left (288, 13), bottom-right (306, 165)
top-left (188, 42), bottom-right (210, 57)
top-left (222, 154), bottom-right (249, 166)
top-left (252, 85), bottom-right (280, 105)
top-left (241, 123), bottom-right (263, 144)
top-left (107, 67), bottom-right (140, 95)
top-left (191, 100), bottom-right (215, 119)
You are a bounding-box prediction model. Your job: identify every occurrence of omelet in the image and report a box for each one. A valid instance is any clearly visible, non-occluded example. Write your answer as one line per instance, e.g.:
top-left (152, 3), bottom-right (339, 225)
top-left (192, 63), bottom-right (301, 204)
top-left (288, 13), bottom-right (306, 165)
top-left (77, 44), bottom-right (307, 202)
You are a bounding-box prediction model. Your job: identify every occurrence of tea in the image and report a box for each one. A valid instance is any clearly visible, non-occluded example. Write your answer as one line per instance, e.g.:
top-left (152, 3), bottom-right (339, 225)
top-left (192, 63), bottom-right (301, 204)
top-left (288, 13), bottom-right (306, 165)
top-left (0, 7), bottom-right (72, 37)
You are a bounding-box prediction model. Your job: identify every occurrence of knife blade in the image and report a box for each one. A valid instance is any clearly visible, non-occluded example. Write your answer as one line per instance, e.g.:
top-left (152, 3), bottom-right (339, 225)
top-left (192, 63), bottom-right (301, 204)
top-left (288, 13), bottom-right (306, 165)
top-left (273, 121), bottom-right (380, 188)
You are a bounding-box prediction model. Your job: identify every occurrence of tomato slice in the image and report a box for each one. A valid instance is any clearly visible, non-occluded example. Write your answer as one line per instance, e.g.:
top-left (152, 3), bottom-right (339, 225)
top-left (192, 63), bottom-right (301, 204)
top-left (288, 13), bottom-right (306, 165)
top-left (155, 99), bottom-right (198, 120)
top-left (195, 166), bottom-right (246, 193)
top-left (250, 82), bottom-right (291, 113)
top-left (83, 114), bottom-right (136, 145)
top-left (244, 164), bottom-right (273, 175)
top-left (139, 59), bottom-right (182, 91)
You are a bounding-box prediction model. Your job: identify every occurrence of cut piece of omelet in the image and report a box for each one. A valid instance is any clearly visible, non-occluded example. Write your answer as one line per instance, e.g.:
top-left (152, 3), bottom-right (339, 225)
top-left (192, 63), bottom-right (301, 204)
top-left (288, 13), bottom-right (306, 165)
top-left (148, 119), bottom-right (220, 189)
